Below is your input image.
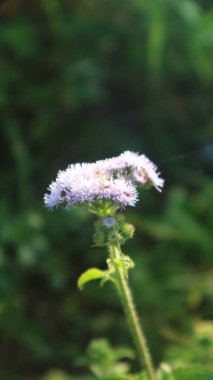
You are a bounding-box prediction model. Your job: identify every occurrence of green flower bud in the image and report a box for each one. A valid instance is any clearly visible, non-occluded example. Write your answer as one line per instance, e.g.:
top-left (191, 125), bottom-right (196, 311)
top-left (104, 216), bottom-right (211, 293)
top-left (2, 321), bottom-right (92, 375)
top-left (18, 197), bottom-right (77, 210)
top-left (93, 231), bottom-right (107, 246)
top-left (120, 223), bottom-right (135, 239)
top-left (108, 231), bottom-right (121, 244)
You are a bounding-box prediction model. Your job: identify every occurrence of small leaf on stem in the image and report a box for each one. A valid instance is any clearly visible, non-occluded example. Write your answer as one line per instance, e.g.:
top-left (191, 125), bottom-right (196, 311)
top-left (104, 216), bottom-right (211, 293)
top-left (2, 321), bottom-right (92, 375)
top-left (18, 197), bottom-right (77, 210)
top-left (77, 268), bottom-right (105, 290)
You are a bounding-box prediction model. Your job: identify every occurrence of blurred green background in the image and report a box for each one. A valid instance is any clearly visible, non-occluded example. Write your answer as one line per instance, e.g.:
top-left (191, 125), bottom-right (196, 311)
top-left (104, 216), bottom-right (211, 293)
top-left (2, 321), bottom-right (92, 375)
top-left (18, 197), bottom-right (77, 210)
top-left (0, 0), bottom-right (213, 379)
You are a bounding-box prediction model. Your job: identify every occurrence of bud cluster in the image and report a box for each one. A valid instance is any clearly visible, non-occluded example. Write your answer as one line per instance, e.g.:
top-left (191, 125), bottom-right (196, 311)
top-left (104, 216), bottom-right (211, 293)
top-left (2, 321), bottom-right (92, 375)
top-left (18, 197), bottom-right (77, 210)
top-left (93, 215), bottom-right (135, 247)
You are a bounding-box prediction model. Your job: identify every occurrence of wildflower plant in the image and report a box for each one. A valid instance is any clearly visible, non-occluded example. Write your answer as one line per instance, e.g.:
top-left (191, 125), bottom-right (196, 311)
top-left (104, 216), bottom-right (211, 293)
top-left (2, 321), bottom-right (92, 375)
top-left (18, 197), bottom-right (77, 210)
top-left (44, 151), bottom-right (164, 380)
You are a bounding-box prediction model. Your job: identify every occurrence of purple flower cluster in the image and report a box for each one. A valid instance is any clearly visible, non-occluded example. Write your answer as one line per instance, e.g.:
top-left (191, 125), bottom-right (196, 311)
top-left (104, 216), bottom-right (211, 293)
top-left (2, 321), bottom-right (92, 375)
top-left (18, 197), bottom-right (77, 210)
top-left (44, 151), bottom-right (164, 209)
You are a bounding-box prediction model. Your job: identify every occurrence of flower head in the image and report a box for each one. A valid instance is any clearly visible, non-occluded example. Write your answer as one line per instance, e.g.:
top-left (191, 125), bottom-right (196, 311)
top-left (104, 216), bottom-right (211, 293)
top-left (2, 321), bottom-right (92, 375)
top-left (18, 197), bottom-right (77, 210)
top-left (102, 216), bottom-right (116, 228)
top-left (44, 151), bottom-right (164, 210)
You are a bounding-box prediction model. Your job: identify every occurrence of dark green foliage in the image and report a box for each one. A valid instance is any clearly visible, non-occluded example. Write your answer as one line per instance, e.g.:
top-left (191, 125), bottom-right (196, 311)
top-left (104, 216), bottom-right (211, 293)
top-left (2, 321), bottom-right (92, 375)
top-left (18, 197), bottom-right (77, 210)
top-left (0, 0), bottom-right (212, 379)
top-left (85, 338), bottom-right (134, 379)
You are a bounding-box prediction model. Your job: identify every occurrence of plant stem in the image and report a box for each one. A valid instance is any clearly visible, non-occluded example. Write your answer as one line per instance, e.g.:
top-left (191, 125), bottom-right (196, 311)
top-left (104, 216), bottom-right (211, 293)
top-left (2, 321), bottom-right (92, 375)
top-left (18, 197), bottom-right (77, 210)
top-left (108, 243), bottom-right (156, 380)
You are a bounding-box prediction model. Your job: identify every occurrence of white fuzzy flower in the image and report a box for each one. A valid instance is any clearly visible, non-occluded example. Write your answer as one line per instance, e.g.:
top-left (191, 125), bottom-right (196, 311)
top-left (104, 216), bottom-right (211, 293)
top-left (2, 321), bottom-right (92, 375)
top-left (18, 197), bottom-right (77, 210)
top-left (133, 155), bottom-right (164, 191)
top-left (118, 151), bottom-right (143, 169)
top-left (44, 151), bottom-right (164, 209)
top-left (112, 178), bottom-right (138, 206)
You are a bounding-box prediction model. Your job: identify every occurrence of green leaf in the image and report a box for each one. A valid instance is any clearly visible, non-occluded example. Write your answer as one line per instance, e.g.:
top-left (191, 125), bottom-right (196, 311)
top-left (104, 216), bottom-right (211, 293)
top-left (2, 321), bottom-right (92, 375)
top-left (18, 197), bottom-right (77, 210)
top-left (173, 366), bottom-right (213, 380)
top-left (77, 268), bottom-right (105, 290)
top-left (86, 338), bottom-right (134, 379)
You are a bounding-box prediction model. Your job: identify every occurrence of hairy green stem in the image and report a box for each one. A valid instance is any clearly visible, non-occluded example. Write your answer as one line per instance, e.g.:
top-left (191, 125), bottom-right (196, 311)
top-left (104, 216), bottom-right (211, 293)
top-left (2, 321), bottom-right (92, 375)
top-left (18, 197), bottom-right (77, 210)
top-left (108, 243), bottom-right (156, 380)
